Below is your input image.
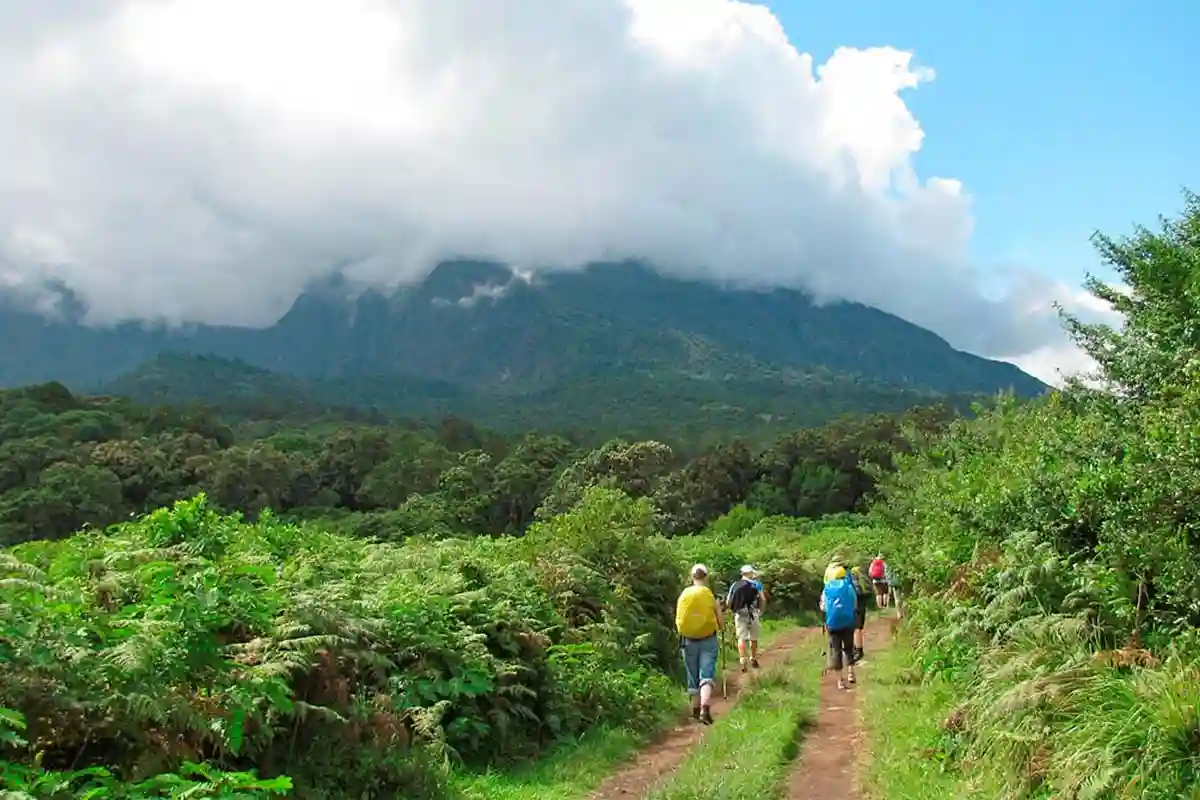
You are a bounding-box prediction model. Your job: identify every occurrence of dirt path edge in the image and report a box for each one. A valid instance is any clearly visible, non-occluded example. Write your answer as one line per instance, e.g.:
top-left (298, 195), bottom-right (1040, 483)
top-left (587, 626), bottom-right (817, 800)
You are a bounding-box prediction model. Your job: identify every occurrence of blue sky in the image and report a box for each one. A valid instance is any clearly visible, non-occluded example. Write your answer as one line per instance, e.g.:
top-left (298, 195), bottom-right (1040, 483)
top-left (768, 0), bottom-right (1198, 289)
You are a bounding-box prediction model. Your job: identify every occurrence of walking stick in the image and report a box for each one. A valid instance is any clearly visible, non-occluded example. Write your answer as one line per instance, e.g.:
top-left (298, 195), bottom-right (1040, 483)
top-left (720, 623), bottom-right (728, 699)
top-left (820, 623), bottom-right (828, 677)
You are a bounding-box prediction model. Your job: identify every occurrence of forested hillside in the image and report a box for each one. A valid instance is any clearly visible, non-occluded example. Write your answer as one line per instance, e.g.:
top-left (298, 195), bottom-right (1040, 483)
top-left (0, 380), bottom-right (954, 547)
top-left (96, 351), bottom-right (965, 446)
top-left (0, 261), bottom-right (1046, 400)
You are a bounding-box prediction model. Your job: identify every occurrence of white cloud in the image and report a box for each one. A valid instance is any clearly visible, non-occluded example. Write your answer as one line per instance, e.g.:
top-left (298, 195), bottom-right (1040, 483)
top-left (0, 0), bottom-right (1113, 374)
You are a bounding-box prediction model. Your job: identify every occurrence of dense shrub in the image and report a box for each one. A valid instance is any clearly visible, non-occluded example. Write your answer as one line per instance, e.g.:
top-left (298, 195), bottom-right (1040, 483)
top-left (873, 193), bottom-right (1200, 797)
top-left (0, 488), bottom-right (686, 798)
top-left (672, 514), bottom-right (871, 616)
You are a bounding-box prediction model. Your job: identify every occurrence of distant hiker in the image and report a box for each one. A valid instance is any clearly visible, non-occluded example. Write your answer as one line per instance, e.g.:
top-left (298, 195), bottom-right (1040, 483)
top-left (676, 563), bottom-right (724, 725)
top-left (849, 564), bottom-right (870, 664)
top-left (726, 564), bottom-right (765, 672)
top-left (819, 564), bottom-right (857, 690)
top-left (885, 562), bottom-right (902, 614)
top-left (869, 554), bottom-right (889, 608)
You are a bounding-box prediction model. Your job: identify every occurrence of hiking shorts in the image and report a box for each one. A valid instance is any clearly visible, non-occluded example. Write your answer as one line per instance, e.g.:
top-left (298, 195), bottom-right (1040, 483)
top-left (827, 627), bottom-right (855, 671)
top-left (734, 610), bottom-right (761, 642)
top-left (854, 603), bottom-right (867, 631)
top-left (681, 633), bottom-right (719, 695)
top-left (873, 579), bottom-right (889, 594)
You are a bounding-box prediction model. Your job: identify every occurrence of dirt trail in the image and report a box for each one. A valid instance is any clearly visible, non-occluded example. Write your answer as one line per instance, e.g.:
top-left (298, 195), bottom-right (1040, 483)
top-left (588, 626), bottom-right (816, 800)
top-left (781, 616), bottom-right (892, 800)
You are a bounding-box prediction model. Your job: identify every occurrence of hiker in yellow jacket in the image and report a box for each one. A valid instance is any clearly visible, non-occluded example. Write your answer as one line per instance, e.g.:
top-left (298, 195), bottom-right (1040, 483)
top-left (676, 563), bottom-right (724, 725)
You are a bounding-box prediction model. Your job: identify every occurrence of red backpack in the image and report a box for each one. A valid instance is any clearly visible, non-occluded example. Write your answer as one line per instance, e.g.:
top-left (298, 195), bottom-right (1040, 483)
top-left (869, 558), bottom-right (885, 579)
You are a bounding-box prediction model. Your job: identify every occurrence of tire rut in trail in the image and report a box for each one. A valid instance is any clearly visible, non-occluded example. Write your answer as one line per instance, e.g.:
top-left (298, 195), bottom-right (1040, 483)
top-left (781, 616), bottom-right (892, 800)
top-left (586, 626), bottom-right (817, 800)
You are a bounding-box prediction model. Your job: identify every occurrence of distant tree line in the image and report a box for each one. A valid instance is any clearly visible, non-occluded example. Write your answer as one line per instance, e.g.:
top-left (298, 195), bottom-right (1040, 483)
top-left (0, 380), bottom-right (956, 546)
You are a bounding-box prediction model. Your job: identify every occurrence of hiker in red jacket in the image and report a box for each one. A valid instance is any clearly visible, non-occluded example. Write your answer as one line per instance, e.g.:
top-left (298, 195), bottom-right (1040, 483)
top-left (869, 554), bottom-right (889, 608)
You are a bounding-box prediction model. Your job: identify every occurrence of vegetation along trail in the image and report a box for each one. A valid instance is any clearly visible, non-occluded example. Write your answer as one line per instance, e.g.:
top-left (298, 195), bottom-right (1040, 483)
top-left (783, 616), bottom-right (891, 800)
top-left (589, 626), bottom-right (817, 800)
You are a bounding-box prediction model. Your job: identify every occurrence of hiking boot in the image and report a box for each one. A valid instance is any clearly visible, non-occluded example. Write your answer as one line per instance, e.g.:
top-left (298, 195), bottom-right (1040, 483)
top-left (836, 678), bottom-right (847, 690)
top-left (847, 672), bottom-right (857, 685)
top-left (740, 659), bottom-right (747, 673)
top-left (750, 658), bottom-right (760, 669)
top-left (691, 706), bottom-right (701, 721)
top-left (699, 707), bottom-right (714, 725)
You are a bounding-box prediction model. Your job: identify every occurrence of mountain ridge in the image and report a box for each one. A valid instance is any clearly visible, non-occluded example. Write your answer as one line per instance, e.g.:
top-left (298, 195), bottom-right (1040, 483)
top-left (0, 260), bottom-right (1047, 400)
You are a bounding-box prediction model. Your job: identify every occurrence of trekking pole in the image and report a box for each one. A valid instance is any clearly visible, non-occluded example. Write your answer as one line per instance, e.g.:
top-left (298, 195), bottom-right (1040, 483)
top-left (720, 623), bottom-right (728, 699)
top-left (820, 623), bottom-right (828, 677)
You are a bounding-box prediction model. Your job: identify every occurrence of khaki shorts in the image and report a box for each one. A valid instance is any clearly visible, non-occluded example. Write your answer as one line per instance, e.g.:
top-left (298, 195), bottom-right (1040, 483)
top-left (734, 610), bottom-right (761, 642)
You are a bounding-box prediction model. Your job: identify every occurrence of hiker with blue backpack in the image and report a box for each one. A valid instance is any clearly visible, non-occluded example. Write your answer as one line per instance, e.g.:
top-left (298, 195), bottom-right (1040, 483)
top-left (820, 563), bottom-right (858, 690)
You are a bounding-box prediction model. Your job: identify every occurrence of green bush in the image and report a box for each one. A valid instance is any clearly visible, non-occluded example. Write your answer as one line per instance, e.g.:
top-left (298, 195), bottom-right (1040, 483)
top-left (866, 192), bottom-right (1200, 799)
top-left (671, 514), bottom-right (876, 616)
top-left (0, 489), bottom-right (689, 798)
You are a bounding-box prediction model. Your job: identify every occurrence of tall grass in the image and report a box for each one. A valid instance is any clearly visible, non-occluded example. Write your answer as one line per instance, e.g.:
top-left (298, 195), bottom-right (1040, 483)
top-left (890, 569), bottom-right (1200, 799)
top-left (861, 632), bottom-right (1002, 800)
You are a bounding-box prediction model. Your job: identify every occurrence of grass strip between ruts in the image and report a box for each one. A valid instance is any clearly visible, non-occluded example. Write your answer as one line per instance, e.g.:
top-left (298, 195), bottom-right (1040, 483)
top-left (451, 620), bottom-right (811, 800)
top-left (645, 636), bottom-right (823, 800)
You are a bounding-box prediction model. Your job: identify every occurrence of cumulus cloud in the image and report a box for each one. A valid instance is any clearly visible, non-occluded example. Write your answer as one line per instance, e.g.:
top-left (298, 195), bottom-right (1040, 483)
top-left (0, 0), bottom-right (1116, 381)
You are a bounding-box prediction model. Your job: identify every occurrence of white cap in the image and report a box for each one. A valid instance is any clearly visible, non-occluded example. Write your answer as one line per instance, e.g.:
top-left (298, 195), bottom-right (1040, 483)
top-left (691, 563), bottom-right (709, 579)
top-left (740, 564), bottom-right (757, 576)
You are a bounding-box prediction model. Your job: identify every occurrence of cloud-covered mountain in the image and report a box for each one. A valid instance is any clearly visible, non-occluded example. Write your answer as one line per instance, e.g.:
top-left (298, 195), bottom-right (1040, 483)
top-left (0, 261), bottom-right (1045, 404)
top-left (0, 0), bottom-right (1114, 384)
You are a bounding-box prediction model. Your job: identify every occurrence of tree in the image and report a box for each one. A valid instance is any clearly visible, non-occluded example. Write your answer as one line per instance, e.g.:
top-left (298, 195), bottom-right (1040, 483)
top-left (0, 463), bottom-right (124, 544)
top-left (537, 439), bottom-right (675, 519)
top-left (1061, 188), bottom-right (1200, 403)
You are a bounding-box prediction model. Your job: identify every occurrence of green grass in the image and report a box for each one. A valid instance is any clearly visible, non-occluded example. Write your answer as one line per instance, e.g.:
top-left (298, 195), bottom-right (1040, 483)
top-left (860, 633), bottom-right (1001, 800)
top-left (645, 638), bottom-right (823, 800)
top-left (450, 725), bottom-right (659, 800)
top-left (864, 620), bottom-right (1200, 800)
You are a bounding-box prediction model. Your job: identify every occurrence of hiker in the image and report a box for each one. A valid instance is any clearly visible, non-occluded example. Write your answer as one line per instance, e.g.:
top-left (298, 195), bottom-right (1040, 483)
top-left (726, 564), bottom-right (765, 672)
top-left (820, 564), bottom-right (857, 690)
top-left (676, 563), bottom-right (724, 725)
top-left (849, 564), bottom-right (870, 663)
top-left (869, 553), bottom-right (889, 608)
top-left (885, 562), bottom-right (902, 614)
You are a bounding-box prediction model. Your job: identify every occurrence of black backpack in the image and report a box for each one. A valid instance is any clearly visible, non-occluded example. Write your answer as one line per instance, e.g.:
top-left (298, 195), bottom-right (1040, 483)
top-left (727, 579), bottom-right (760, 614)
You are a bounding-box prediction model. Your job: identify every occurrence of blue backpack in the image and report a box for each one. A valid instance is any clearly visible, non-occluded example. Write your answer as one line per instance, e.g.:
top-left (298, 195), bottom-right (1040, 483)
top-left (823, 577), bottom-right (856, 630)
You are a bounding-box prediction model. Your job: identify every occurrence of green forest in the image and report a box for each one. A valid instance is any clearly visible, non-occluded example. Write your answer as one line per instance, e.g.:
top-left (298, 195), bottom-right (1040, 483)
top-left (0, 382), bottom-right (953, 548)
top-left (4, 193), bottom-right (1200, 798)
